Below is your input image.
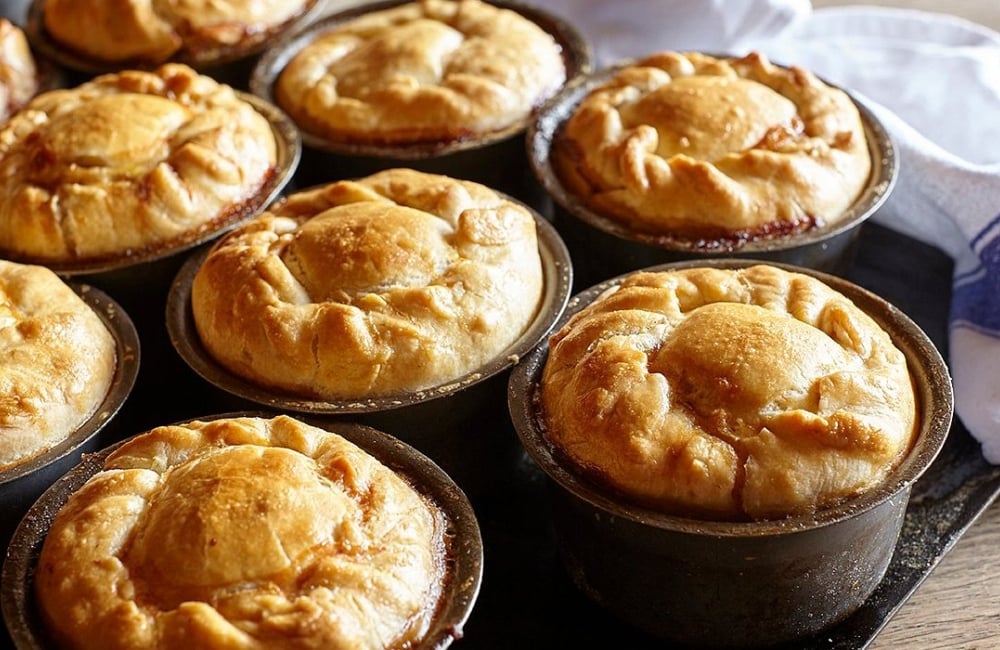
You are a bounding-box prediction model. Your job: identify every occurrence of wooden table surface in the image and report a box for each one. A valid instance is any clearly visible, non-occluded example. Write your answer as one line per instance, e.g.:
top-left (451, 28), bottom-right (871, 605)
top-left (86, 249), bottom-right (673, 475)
top-left (871, 501), bottom-right (1000, 648)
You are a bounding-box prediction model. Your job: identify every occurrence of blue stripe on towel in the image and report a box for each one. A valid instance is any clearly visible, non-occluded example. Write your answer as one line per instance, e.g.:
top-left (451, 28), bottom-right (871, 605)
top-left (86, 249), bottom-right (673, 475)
top-left (952, 223), bottom-right (1000, 337)
top-left (971, 211), bottom-right (1000, 250)
top-left (954, 265), bottom-right (987, 288)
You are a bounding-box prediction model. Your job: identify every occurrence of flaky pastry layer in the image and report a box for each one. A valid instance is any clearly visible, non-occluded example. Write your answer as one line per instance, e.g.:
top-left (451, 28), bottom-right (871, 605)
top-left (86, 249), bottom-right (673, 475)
top-left (0, 64), bottom-right (276, 263)
top-left (275, 0), bottom-right (566, 145)
top-left (191, 168), bottom-right (544, 399)
top-left (0, 19), bottom-right (37, 123)
top-left (43, 0), bottom-right (314, 64)
top-left (0, 260), bottom-right (115, 470)
top-left (540, 265), bottom-right (917, 521)
top-left (552, 51), bottom-right (873, 240)
top-left (36, 416), bottom-right (446, 650)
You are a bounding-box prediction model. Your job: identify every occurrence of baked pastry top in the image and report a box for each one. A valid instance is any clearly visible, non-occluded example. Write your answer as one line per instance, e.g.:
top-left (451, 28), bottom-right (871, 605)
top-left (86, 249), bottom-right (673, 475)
top-left (191, 168), bottom-right (544, 399)
top-left (0, 63), bottom-right (277, 264)
top-left (42, 0), bottom-right (315, 65)
top-left (552, 51), bottom-right (873, 242)
top-left (540, 265), bottom-right (917, 521)
top-left (275, 0), bottom-right (567, 145)
top-left (35, 415), bottom-right (447, 650)
top-left (0, 19), bottom-right (38, 123)
top-left (0, 260), bottom-right (115, 471)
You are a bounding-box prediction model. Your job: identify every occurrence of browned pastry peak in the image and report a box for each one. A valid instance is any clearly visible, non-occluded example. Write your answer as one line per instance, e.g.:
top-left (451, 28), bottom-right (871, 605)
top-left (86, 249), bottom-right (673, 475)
top-left (279, 202), bottom-right (458, 298)
top-left (620, 75), bottom-right (799, 162)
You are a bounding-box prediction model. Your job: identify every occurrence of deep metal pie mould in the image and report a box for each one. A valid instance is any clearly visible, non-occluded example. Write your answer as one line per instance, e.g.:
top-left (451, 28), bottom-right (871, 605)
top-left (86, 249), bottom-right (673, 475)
top-left (508, 258), bottom-right (953, 647)
top-left (527, 58), bottom-right (899, 290)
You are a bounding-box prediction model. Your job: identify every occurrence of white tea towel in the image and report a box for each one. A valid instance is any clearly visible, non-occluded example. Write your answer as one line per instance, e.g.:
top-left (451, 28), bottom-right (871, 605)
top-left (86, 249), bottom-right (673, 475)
top-left (752, 6), bottom-right (1000, 463)
top-left (531, 1), bottom-right (1000, 462)
top-left (532, 0), bottom-right (810, 65)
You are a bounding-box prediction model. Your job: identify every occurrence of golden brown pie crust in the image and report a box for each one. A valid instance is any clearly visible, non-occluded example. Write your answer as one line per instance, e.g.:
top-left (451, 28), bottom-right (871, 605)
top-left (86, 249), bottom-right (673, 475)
top-left (35, 415), bottom-right (447, 650)
top-left (191, 168), bottom-right (544, 399)
top-left (0, 19), bottom-right (38, 123)
top-left (274, 0), bottom-right (567, 145)
top-left (552, 51), bottom-right (873, 241)
top-left (42, 0), bottom-right (315, 65)
top-left (0, 64), bottom-right (277, 264)
top-left (540, 265), bottom-right (917, 521)
top-left (0, 260), bottom-right (115, 471)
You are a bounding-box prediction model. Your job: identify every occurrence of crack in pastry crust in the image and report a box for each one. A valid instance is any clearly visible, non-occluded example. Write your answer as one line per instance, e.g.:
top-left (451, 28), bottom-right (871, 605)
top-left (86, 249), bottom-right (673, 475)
top-left (0, 64), bottom-right (277, 263)
top-left (0, 19), bottom-right (38, 123)
top-left (0, 261), bottom-right (115, 470)
top-left (540, 265), bottom-right (917, 521)
top-left (35, 415), bottom-right (448, 650)
top-left (275, 0), bottom-right (567, 145)
top-left (42, 0), bottom-right (315, 65)
top-left (191, 168), bottom-right (544, 399)
top-left (552, 51), bottom-right (873, 241)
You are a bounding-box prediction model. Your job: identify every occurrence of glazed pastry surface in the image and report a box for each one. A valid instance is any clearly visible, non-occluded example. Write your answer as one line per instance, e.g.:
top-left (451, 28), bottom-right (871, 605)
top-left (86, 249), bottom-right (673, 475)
top-left (192, 168), bottom-right (544, 399)
top-left (43, 0), bottom-right (314, 64)
top-left (275, 0), bottom-right (566, 144)
top-left (0, 261), bottom-right (115, 470)
top-left (552, 51), bottom-right (872, 240)
top-left (35, 415), bottom-right (447, 650)
top-left (540, 265), bottom-right (917, 520)
top-left (0, 19), bottom-right (37, 122)
top-left (0, 64), bottom-right (276, 263)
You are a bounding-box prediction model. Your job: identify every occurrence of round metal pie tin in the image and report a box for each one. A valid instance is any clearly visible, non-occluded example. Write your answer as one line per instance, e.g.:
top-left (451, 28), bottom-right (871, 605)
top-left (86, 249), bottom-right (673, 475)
top-left (508, 258), bottom-right (952, 647)
top-left (9, 91), bottom-right (301, 287)
top-left (165, 197), bottom-right (573, 497)
top-left (249, 0), bottom-right (593, 207)
top-left (23, 0), bottom-right (322, 79)
top-left (0, 282), bottom-right (140, 553)
top-left (528, 57), bottom-right (899, 290)
top-left (1, 413), bottom-right (483, 650)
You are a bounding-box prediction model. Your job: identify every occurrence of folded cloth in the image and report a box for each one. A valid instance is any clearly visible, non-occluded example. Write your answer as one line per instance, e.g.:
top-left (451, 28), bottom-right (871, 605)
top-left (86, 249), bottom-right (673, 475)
top-left (760, 7), bottom-right (1000, 462)
top-left (531, 0), bottom-right (810, 65)
top-left (531, 1), bottom-right (1000, 462)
